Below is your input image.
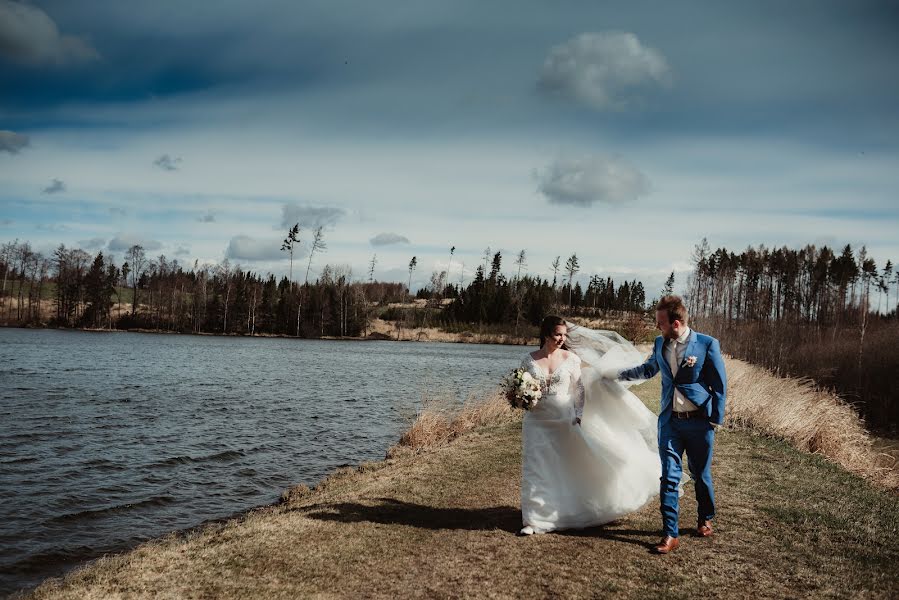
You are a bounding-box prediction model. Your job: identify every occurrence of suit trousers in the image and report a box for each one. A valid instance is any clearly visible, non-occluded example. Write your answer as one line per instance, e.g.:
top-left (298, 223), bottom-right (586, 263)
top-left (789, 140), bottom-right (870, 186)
top-left (658, 416), bottom-right (716, 537)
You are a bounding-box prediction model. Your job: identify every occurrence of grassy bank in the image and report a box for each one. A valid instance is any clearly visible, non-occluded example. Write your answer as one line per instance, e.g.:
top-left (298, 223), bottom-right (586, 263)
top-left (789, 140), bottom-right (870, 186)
top-left (22, 361), bottom-right (899, 599)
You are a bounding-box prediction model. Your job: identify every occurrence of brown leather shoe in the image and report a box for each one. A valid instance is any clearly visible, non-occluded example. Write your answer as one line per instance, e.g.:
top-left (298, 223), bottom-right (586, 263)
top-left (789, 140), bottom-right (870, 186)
top-left (696, 520), bottom-right (713, 537)
top-left (654, 535), bottom-right (680, 554)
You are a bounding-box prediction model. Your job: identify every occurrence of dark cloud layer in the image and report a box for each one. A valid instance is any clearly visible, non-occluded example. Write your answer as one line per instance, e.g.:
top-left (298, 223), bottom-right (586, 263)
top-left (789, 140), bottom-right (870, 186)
top-left (2, 0), bottom-right (896, 151)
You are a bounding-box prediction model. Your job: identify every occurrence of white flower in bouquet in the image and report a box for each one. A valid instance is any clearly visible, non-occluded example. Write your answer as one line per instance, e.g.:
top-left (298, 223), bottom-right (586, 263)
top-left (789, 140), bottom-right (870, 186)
top-left (502, 367), bottom-right (542, 410)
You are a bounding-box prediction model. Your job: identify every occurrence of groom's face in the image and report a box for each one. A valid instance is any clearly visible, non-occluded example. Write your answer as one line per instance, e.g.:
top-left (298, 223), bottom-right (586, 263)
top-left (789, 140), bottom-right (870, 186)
top-left (655, 310), bottom-right (683, 340)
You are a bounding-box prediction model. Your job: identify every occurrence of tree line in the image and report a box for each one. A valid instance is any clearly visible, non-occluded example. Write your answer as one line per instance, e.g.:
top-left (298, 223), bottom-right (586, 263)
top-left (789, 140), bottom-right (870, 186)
top-left (431, 250), bottom-right (647, 329)
top-left (1, 240), bottom-right (652, 337)
top-left (0, 239), bottom-right (405, 337)
top-left (686, 238), bottom-right (897, 431)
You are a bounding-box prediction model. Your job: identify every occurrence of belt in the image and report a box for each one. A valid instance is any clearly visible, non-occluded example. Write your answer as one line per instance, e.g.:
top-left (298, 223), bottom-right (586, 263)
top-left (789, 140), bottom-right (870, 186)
top-left (672, 409), bottom-right (703, 419)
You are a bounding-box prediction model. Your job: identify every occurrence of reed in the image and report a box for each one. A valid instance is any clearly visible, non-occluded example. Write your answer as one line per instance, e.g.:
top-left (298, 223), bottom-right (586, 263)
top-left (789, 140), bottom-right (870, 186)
top-left (726, 357), bottom-right (898, 489)
top-left (387, 390), bottom-right (516, 457)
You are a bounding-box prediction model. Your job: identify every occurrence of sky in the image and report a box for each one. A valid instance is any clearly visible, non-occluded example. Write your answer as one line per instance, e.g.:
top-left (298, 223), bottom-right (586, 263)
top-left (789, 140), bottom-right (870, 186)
top-left (2, 0), bottom-right (898, 294)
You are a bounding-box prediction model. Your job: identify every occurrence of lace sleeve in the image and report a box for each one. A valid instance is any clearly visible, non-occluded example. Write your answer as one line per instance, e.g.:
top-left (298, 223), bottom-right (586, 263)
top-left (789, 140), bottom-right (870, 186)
top-left (571, 355), bottom-right (586, 420)
top-left (520, 355), bottom-right (532, 372)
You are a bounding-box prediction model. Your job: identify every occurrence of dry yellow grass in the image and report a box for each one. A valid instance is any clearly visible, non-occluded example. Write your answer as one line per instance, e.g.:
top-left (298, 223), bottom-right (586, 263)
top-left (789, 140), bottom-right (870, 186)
top-left (725, 357), bottom-right (899, 490)
top-left (387, 390), bottom-right (517, 457)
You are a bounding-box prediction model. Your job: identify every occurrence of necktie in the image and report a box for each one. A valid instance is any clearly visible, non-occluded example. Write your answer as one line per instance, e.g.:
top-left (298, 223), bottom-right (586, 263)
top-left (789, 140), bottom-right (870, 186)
top-left (668, 340), bottom-right (679, 376)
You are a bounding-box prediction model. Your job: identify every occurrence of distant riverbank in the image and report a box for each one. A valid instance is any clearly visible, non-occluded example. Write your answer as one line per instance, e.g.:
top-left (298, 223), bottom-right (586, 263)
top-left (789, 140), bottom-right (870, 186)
top-left (0, 318), bottom-right (538, 346)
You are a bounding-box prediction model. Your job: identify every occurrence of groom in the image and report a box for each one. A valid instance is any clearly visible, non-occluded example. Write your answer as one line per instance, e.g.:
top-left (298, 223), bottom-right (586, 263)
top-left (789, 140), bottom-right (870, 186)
top-left (608, 295), bottom-right (726, 554)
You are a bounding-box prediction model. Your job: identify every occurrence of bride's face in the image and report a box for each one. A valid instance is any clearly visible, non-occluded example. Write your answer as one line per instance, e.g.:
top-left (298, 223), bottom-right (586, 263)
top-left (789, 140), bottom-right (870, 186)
top-left (546, 325), bottom-right (568, 351)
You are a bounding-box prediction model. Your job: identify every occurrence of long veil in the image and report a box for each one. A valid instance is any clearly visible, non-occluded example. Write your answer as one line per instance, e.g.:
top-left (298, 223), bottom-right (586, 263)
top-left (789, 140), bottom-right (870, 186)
top-left (564, 323), bottom-right (658, 455)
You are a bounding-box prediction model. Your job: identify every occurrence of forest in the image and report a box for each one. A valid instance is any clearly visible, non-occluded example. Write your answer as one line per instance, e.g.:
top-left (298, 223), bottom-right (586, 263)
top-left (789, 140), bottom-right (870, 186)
top-left (687, 238), bottom-right (897, 431)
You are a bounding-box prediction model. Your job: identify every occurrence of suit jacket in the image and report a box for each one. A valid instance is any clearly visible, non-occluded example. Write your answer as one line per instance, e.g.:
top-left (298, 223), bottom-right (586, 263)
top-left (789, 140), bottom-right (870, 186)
top-left (619, 330), bottom-right (727, 427)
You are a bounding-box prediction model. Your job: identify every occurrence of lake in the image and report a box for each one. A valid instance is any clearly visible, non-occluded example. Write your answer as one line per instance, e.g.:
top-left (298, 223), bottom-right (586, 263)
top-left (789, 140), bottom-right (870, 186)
top-left (0, 328), bottom-right (526, 597)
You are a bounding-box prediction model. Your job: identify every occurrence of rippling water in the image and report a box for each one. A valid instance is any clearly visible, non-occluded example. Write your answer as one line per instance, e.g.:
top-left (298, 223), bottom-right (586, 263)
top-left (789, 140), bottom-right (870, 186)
top-left (0, 328), bottom-right (525, 597)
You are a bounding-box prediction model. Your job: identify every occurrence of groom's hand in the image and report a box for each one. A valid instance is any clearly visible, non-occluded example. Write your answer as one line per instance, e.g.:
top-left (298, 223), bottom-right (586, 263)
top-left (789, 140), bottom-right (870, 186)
top-left (600, 366), bottom-right (619, 380)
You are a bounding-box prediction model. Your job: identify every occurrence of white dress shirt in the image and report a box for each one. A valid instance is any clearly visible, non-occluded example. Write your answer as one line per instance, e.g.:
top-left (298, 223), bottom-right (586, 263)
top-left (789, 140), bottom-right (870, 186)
top-left (667, 327), bottom-right (699, 413)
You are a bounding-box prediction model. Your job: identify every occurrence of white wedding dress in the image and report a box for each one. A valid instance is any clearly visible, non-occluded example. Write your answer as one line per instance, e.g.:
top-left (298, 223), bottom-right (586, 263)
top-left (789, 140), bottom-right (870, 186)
top-left (519, 326), bottom-right (661, 533)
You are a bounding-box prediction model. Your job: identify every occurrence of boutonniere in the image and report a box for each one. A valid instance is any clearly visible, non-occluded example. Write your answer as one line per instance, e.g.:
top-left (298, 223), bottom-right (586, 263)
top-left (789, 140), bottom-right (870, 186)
top-left (683, 356), bottom-right (698, 368)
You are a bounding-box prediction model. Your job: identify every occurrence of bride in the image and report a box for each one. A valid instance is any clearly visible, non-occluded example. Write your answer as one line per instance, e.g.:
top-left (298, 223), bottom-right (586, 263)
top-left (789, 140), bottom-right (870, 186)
top-left (518, 315), bottom-right (660, 535)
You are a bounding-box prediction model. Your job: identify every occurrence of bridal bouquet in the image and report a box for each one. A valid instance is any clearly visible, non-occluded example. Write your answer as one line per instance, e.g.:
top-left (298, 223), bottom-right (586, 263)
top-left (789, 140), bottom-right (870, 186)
top-left (502, 368), bottom-right (542, 410)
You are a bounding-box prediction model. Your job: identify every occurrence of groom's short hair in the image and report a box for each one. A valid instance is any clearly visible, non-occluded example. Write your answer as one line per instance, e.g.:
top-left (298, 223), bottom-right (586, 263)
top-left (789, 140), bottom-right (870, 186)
top-left (657, 295), bottom-right (688, 325)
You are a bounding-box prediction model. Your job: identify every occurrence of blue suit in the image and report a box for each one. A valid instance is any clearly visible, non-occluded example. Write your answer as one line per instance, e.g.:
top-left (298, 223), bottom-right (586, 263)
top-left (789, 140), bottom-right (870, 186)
top-left (619, 330), bottom-right (727, 537)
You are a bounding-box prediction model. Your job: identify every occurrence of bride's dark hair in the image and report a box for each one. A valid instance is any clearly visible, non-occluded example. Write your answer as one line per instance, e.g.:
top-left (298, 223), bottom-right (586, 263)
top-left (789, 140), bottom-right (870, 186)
top-left (539, 315), bottom-right (567, 348)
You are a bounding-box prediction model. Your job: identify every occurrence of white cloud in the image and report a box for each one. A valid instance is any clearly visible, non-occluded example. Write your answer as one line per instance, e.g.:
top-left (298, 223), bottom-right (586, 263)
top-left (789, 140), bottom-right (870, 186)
top-left (153, 154), bottom-right (182, 171)
top-left (0, 0), bottom-right (99, 65)
top-left (175, 245), bottom-right (191, 256)
top-left (537, 32), bottom-right (671, 110)
top-left (78, 237), bottom-right (106, 250)
top-left (42, 178), bottom-right (66, 194)
top-left (108, 234), bottom-right (162, 252)
top-left (370, 232), bottom-right (410, 246)
top-left (225, 235), bottom-right (293, 261)
top-left (0, 130), bottom-right (29, 154)
top-left (280, 203), bottom-right (345, 229)
top-left (535, 155), bottom-right (651, 206)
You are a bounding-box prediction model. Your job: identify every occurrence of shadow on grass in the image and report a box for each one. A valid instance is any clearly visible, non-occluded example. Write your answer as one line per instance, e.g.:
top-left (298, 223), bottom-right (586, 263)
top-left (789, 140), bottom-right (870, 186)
top-left (557, 524), bottom-right (696, 552)
top-left (303, 497), bottom-right (665, 550)
top-left (303, 497), bottom-right (521, 531)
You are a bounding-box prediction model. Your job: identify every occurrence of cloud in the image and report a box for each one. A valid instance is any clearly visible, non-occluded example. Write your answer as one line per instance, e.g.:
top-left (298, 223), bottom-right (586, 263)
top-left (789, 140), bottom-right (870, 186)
top-left (36, 223), bottom-right (69, 232)
top-left (197, 210), bottom-right (216, 223)
top-left (108, 234), bottom-right (162, 252)
top-left (153, 154), bottom-right (182, 171)
top-left (0, 0), bottom-right (99, 65)
top-left (42, 178), bottom-right (66, 194)
top-left (0, 130), bottom-right (29, 154)
top-left (0, 219), bottom-right (12, 226)
top-left (175, 245), bottom-right (191, 256)
top-left (280, 203), bottom-right (345, 229)
top-left (78, 237), bottom-right (106, 250)
top-left (370, 232), bottom-right (410, 246)
top-left (108, 206), bottom-right (128, 217)
top-left (535, 155), bottom-right (651, 207)
top-left (226, 235), bottom-right (294, 261)
top-left (537, 32), bottom-right (671, 110)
